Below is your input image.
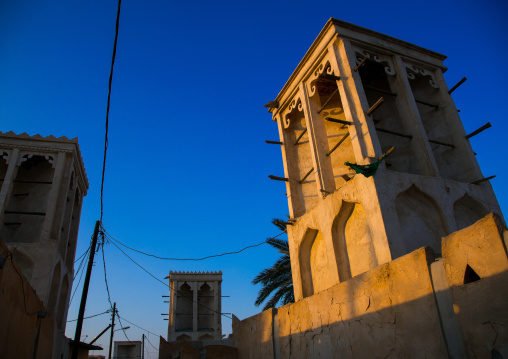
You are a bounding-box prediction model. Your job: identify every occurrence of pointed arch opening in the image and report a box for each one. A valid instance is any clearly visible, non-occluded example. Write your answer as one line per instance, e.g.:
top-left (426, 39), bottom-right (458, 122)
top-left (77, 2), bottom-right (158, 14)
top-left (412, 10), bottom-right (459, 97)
top-left (453, 194), bottom-right (489, 231)
top-left (395, 185), bottom-right (448, 255)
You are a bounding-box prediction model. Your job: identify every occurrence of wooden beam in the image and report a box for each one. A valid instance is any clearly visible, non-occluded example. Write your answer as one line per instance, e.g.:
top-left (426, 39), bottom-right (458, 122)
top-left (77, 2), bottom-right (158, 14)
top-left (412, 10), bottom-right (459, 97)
top-left (294, 128), bottom-right (308, 145)
top-left (326, 133), bottom-right (350, 156)
top-left (366, 97), bottom-right (384, 115)
top-left (471, 175), bottom-right (496, 185)
top-left (325, 117), bottom-right (353, 126)
top-left (448, 77), bottom-right (467, 94)
top-left (466, 122), bottom-right (491, 139)
top-left (299, 167), bottom-right (314, 184)
top-left (268, 175), bottom-right (289, 182)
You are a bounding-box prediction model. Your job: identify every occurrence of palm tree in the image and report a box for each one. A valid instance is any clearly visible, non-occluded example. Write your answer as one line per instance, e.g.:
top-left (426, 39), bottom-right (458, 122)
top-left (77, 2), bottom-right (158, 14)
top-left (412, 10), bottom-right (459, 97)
top-left (252, 219), bottom-right (294, 310)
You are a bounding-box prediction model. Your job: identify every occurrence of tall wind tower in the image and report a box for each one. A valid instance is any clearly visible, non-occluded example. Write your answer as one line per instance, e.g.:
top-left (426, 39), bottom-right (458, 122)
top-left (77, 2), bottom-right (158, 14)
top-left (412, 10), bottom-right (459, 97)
top-left (266, 19), bottom-right (503, 302)
top-left (166, 271), bottom-right (223, 341)
top-left (0, 131), bottom-right (88, 330)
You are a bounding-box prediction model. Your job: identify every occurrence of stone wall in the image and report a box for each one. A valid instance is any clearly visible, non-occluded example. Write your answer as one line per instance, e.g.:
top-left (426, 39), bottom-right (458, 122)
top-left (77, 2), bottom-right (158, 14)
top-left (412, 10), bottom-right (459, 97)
top-left (233, 213), bottom-right (508, 358)
top-left (0, 239), bottom-right (56, 359)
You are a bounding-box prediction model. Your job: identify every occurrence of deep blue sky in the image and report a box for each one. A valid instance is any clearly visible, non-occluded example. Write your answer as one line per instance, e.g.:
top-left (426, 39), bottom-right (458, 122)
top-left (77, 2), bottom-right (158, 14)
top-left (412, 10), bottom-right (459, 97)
top-left (1, 0), bottom-right (507, 356)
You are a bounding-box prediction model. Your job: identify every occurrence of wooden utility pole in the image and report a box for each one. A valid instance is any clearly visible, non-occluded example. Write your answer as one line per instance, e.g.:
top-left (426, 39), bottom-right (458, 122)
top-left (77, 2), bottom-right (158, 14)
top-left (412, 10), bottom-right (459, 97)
top-left (108, 302), bottom-right (116, 359)
top-left (71, 220), bottom-right (100, 359)
top-left (142, 334), bottom-right (145, 359)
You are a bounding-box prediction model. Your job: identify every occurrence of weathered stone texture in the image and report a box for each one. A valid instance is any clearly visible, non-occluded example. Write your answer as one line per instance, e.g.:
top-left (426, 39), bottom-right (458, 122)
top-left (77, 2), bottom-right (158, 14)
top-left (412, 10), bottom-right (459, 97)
top-left (442, 213), bottom-right (508, 358)
top-left (232, 309), bottom-right (276, 359)
top-left (277, 247), bottom-right (447, 359)
top-left (0, 239), bottom-right (56, 359)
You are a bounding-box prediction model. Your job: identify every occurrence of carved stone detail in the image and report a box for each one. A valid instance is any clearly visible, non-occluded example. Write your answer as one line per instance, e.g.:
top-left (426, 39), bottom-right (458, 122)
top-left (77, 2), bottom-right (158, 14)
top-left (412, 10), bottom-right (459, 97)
top-left (283, 96), bottom-right (303, 129)
top-left (404, 63), bottom-right (439, 88)
top-left (352, 46), bottom-right (396, 75)
top-left (18, 152), bottom-right (57, 167)
top-left (307, 56), bottom-right (337, 97)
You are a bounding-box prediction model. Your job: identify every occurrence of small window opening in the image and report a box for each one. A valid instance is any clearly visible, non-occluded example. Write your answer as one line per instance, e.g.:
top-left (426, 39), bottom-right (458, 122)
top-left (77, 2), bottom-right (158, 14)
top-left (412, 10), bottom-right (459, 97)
top-left (464, 264), bottom-right (481, 284)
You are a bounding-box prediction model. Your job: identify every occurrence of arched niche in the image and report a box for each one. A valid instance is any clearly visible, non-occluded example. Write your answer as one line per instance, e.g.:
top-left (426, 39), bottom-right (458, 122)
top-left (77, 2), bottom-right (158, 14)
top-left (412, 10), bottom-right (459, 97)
top-left (56, 274), bottom-right (69, 329)
top-left (198, 283), bottom-right (214, 331)
top-left (299, 229), bottom-right (333, 298)
top-left (47, 262), bottom-right (61, 315)
top-left (199, 334), bottom-right (213, 341)
top-left (11, 249), bottom-right (34, 282)
top-left (3, 155), bottom-right (55, 243)
top-left (453, 194), bottom-right (489, 231)
top-left (333, 202), bottom-right (376, 278)
top-left (176, 334), bottom-right (191, 342)
top-left (395, 185), bottom-right (448, 255)
top-left (175, 282), bottom-right (193, 332)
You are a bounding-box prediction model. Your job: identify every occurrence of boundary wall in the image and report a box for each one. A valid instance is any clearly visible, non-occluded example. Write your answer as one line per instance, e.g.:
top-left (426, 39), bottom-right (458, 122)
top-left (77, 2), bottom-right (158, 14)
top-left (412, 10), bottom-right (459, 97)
top-left (233, 213), bottom-right (508, 359)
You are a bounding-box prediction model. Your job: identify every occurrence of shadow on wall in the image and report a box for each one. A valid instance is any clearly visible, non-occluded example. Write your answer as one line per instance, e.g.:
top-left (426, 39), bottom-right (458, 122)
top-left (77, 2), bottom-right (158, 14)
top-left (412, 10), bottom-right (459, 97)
top-left (233, 213), bottom-right (508, 359)
top-left (0, 239), bottom-right (56, 359)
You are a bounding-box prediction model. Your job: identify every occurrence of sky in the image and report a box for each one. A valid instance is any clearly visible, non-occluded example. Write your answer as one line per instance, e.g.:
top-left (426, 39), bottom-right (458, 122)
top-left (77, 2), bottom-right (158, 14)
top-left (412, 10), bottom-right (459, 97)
top-left (1, 0), bottom-right (507, 357)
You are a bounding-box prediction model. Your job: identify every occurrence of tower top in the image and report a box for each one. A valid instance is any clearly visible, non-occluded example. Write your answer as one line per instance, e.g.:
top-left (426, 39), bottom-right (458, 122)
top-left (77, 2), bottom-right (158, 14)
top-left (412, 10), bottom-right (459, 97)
top-left (0, 130), bottom-right (88, 194)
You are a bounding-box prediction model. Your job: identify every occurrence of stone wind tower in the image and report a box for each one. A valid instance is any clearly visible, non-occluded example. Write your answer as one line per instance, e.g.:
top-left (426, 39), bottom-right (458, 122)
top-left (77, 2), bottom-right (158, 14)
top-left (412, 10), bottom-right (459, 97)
top-left (166, 271), bottom-right (223, 341)
top-left (0, 131), bottom-right (88, 329)
top-left (266, 19), bottom-right (503, 302)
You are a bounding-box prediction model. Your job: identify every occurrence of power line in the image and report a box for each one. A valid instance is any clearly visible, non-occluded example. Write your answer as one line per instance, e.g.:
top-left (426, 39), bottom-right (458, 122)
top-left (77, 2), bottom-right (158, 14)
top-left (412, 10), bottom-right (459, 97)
top-left (105, 232), bottom-right (232, 320)
top-left (74, 244), bottom-right (91, 263)
top-left (145, 335), bottom-right (158, 352)
top-left (119, 317), bottom-right (159, 337)
top-left (102, 226), bottom-right (285, 261)
top-left (67, 310), bottom-right (111, 322)
top-left (100, 0), bottom-right (122, 224)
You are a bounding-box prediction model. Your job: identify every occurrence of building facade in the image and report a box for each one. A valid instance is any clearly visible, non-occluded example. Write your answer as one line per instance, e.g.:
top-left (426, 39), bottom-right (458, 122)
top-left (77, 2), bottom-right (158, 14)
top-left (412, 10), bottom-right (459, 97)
top-left (166, 271), bottom-right (223, 342)
top-left (0, 131), bottom-right (88, 337)
top-left (266, 18), bottom-right (503, 301)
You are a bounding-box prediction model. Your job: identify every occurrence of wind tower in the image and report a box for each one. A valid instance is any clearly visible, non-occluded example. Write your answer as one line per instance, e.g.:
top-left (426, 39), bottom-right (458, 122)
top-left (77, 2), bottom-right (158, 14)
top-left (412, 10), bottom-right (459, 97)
top-left (0, 131), bottom-right (88, 330)
top-left (166, 270), bottom-right (223, 342)
top-left (266, 19), bottom-right (503, 302)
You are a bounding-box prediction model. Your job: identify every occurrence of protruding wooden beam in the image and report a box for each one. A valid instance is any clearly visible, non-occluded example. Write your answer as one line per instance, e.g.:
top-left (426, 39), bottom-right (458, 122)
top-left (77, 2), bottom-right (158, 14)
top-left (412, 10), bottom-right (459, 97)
top-left (378, 146), bottom-right (395, 161)
top-left (325, 117), bottom-right (353, 126)
top-left (317, 89), bottom-right (339, 114)
top-left (326, 133), bottom-right (350, 156)
top-left (471, 175), bottom-right (496, 185)
top-left (428, 139), bottom-right (455, 148)
top-left (375, 128), bottom-right (412, 139)
top-left (366, 97), bottom-right (384, 115)
top-left (263, 101), bottom-right (279, 109)
top-left (294, 128), bottom-right (308, 145)
top-left (299, 167), bottom-right (314, 184)
top-left (415, 99), bottom-right (439, 108)
top-left (268, 175), bottom-right (289, 182)
top-left (466, 122), bottom-right (491, 139)
top-left (321, 73), bottom-right (341, 82)
top-left (363, 85), bottom-right (397, 97)
top-left (354, 57), bottom-right (368, 72)
top-left (265, 140), bottom-right (283, 145)
top-left (448, 77), bottom-right (467, 94)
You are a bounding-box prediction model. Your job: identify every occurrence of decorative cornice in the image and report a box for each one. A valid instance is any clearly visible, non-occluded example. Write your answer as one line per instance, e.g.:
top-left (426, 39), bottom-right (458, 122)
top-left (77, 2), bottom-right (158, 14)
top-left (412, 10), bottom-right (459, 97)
top-left (0, 131), bottom-right (89, 194)
top-left (169, 270), bottom-right (222, 275)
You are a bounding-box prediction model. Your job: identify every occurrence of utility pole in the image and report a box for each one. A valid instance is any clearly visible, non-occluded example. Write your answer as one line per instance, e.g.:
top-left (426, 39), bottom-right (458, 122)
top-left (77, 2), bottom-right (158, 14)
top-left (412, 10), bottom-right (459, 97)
top-left (108, 302), bottom-right (116, 359)
top-left (71, 220), bottom-right (100, 359)
top-left (142, 334), bottom-right (145, 359)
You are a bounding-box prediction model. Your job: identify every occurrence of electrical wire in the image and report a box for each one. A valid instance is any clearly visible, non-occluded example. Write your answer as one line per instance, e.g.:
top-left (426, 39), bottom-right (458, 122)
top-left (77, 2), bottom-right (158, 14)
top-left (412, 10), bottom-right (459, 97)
top-left (119, 317), bottom-right (159, 337)
top-left (69, 258), bottom-right (86, 305)
top-left (102, 226), bottom-right (285, 261)
top-left (67, 310), bottom-right (111, 322)
top-left (100, 0), bottom-right (122, 223)
top-left (106, 235), bottom-right (232, 320)
top-left (74, 244), bottom-right (91, 263)
top-left (145, 335), bottom-right (158, 352)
